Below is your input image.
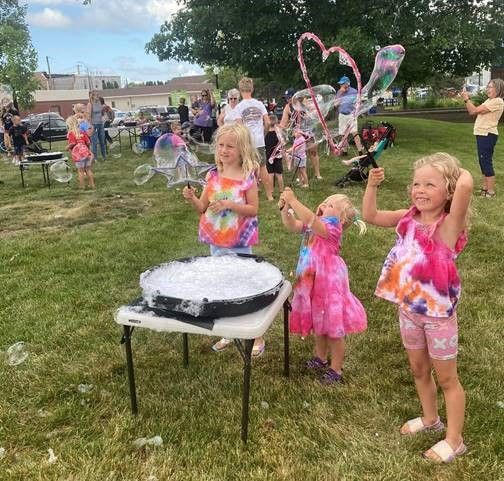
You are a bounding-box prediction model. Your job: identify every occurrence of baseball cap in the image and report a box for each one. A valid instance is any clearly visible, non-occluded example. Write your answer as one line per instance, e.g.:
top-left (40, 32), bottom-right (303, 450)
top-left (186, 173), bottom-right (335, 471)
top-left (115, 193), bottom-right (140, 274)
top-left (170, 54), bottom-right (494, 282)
top-left (284, 88), bottom-right (295, 98)
top-left (337, 76), bottom-right (351, 85)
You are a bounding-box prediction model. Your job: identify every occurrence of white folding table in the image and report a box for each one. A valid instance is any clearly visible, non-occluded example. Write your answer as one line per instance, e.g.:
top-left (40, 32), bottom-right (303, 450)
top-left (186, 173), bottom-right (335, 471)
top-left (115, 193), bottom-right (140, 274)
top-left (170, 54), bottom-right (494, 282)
top-left (114, 280), bottom-right (292, 442)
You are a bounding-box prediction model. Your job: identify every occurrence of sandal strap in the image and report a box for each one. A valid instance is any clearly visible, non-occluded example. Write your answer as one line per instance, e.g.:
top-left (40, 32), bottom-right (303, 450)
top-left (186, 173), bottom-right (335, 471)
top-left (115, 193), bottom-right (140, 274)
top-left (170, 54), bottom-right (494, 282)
top-left (404, 417), bottom-right (443, 434)
top-left (426, 440), bottom-right (466, 463)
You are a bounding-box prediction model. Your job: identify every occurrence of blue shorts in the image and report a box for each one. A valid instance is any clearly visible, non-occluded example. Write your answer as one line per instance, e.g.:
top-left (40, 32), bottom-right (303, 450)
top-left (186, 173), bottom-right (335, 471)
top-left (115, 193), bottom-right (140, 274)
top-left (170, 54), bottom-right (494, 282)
top-left (476, 134), bottom-right (498, 177)
top-left (75, 158), bottom-right (91, 169)
top-left (209, 245), bottom-right (253, 256)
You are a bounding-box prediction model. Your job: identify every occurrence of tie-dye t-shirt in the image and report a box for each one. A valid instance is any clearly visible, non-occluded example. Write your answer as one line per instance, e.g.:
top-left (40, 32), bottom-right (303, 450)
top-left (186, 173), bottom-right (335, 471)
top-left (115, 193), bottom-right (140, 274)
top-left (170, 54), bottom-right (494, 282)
top-left (290, 217), bottom-right (367, 338)
top-left (375, 207), bottom-right (467, 317)
top-left (198, 168), bottom-right (258, 248)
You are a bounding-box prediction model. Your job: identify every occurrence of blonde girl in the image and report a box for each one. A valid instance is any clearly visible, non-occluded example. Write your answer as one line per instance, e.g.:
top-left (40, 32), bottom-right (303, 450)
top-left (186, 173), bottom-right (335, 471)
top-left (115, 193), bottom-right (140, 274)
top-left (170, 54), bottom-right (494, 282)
top-left (279, 189), bottom-right (367, 384)
top-left (362, 153), bottom-right (473, 463)
top-left (66, 115), bottom-right (95, 189)
top-left (183, 123), bottom-right (265, 355)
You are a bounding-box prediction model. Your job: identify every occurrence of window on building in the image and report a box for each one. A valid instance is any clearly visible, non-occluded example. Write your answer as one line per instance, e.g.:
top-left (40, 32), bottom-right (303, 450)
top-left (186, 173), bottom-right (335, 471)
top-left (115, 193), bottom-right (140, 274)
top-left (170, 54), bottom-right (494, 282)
top-left (50, 105), bottom-right (61, 114)
top-left (111, 101), bottom-right (116, 108)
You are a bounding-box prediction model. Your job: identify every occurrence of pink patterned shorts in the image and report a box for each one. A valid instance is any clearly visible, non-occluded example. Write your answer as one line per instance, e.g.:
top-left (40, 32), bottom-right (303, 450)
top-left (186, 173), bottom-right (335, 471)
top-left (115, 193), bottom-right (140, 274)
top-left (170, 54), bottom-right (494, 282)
top-left (399, 308), bottom-right (458, 361)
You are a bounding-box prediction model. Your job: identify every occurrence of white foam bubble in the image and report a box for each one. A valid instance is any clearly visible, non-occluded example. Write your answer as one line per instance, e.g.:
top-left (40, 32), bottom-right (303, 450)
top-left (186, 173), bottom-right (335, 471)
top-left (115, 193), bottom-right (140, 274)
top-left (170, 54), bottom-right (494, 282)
top-left (140, 256), bottom-right (283, 302)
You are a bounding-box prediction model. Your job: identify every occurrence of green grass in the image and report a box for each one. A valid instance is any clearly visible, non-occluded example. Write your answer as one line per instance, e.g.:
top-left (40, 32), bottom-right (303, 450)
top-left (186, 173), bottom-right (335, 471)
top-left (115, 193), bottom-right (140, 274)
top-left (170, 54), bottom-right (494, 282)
top-left (0, 118), bottom-right (503, 480)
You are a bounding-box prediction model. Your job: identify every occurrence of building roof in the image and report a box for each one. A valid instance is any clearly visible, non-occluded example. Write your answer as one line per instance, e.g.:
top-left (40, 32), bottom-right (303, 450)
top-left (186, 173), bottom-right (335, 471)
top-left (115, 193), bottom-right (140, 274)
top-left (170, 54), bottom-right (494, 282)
top-left (98, 81), bottom-right (216, 98)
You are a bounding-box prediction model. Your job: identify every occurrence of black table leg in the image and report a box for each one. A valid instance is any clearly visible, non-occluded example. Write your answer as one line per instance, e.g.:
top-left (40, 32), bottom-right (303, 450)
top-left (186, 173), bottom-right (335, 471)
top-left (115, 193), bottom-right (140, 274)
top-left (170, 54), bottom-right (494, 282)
top-left (45, 164), bottom-right (51, 188)
top-left (122, 325), bottom-right (138, 414)
top-left (283, 300), bottom-right (291, 377)
top-left (241, 338), bottom-right (254, 443)
top-left (182, 333), bottom-right (189, 367)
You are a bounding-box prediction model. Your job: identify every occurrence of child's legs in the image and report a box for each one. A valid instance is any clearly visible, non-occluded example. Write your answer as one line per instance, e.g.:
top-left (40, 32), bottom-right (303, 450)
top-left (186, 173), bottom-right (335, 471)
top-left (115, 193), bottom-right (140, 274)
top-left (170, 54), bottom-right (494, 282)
top-left (405, 348), bottom-right (439, 425)
top-left (275, 173), bottom-right (284, 191)
top-left (77, 167), bottom-right (86, 188)
top-left (431, 357), bottom-right (465, 447)
top-left (314, 335), bottom-right (328, 361)
top-left (299, 167), bottom-right (308, 185)
top-left (327, 336), bottom-right (345, 373)
top-left (307, 143), bottom-right (320, 177)
top-left (85, 166), bottom-right (95, 187)
top-left (399, 309), bottom-right (439, 424)
top-left (96, 124), bottom-right (107, 159)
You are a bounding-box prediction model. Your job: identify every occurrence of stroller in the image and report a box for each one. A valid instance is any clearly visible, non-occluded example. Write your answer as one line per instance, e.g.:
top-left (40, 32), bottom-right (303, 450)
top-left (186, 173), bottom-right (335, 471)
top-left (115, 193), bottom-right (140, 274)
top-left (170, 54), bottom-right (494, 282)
top-left (25, 122), bottom-right (47, 154)
top-left (333, 122), bottom-right (396, 188)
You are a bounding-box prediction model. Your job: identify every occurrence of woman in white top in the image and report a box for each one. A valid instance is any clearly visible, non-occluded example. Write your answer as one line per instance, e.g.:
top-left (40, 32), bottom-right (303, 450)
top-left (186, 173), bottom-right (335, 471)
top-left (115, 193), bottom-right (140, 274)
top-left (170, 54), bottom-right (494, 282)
top-left (462, 79), bottom-right (504, 198)
top-left (217, 88), bottom-right (240, 126)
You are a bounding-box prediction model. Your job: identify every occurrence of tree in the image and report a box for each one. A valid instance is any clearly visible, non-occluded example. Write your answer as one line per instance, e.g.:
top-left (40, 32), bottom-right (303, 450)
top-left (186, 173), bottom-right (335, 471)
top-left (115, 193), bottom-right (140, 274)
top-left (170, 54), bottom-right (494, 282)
top-left (0, 0), bottom-right (39, 109)
top-left (146, 0), bottom-right (504, 107)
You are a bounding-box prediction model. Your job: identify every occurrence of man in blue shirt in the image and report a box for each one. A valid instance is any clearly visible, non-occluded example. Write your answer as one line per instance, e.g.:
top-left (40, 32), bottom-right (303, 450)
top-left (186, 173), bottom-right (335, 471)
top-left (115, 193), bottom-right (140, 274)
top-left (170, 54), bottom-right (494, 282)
top-left (335, 76), bottom-right (364, 156)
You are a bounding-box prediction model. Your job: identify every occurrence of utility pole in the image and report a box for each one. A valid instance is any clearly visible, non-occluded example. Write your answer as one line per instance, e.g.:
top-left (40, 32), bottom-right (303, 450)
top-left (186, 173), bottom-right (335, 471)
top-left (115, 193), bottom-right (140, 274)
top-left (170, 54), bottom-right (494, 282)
top-left (46, 56), bottom-right (53, 90)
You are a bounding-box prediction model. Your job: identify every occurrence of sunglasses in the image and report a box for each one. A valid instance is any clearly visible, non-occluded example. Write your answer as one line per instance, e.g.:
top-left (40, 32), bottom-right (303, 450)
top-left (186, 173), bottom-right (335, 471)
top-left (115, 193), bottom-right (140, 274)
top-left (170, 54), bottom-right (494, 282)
top-left (229, 97), bottom-right (238, 100)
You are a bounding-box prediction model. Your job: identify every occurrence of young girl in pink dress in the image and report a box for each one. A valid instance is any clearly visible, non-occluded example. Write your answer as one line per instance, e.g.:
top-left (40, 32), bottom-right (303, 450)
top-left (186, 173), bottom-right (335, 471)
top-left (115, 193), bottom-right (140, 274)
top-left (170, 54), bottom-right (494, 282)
top-left (362, 153), bottom-right (473, 463)
top-left (279, 188), bottom-right (367, 384)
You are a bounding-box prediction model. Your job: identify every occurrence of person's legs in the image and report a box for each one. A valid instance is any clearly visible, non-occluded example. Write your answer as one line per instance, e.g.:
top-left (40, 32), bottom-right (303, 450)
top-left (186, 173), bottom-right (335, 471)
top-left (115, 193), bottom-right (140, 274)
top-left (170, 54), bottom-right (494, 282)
top-left (307, 143), bottom-right (321, 178)
top-left (476, 134), bottom-right (497, 194)
top-left (314, 335), bottom-right (328, 361)
top-left (399, 348), bottom-right (439, 433)
top-left (422, 358), bottom-right (465, 459)
top-left (299, 167), bottom-right (309, 187)
top-left (352, 131), bottom-right (364, 153)
top-left (77, 167), bottom-right (86, 188)
top-left (327, 336), bottom-right (345, 373)
top-left (276, 173), bottom-right (284, 192)
top-left (85, 164), bottom-right (95, 188)
top-left (259, 164), bottom-right (273, 200)
top-left (91, 125), bottom-right (99, 159)
top-left (97, 124), bottom-right (107, 160)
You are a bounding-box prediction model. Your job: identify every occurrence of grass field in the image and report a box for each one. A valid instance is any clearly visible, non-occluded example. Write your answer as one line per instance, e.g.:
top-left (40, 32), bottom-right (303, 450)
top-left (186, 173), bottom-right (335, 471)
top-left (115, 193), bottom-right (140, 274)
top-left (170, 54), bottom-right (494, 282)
top-left (0, 117), bottom-right (503, 481)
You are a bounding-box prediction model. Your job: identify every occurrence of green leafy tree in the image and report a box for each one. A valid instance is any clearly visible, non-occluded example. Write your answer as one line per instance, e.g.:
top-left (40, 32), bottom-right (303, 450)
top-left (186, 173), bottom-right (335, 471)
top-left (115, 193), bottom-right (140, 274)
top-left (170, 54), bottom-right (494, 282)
top-left (0, 0), bottom-right (39, 109)
top-left (147, 0), bottom-right (504, 108)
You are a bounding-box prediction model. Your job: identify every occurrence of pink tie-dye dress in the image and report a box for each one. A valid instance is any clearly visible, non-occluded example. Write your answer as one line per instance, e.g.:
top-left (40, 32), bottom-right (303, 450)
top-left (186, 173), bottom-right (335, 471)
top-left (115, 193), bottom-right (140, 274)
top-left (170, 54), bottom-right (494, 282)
top-left (290, 217), bottom-right (367, 338)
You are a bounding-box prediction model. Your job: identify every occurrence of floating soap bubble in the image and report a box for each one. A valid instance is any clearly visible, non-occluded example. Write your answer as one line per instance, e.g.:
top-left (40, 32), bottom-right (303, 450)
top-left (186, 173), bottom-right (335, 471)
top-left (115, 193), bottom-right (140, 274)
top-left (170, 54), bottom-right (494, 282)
top-left (134, 164), bottom-right (155, 185)
top-left (132, 142), bottom-right (145, 155)
top-left (292, 84), bottom-right (336, 119)
top-left (6, 341), bottom-right (29, 366)
top-left (109, 141), bottom-right (121, 159)
top-left (49, 160), bottom-right (72, 183)
top-left (153, 133), bottom-right (186, 167)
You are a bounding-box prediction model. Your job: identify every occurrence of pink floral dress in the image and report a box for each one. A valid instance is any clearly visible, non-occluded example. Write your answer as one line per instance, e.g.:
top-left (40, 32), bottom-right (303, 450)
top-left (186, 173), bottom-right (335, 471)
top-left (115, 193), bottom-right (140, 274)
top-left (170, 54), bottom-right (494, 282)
top-left (290, 216), bottom-right (367, 338)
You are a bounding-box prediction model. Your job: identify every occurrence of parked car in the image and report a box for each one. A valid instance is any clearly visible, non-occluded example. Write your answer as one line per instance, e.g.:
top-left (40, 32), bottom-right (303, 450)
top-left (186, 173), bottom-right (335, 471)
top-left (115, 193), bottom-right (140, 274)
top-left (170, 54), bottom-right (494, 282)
top-left (21, 113), bottom-right (68, 142)
top-left (112, 111), bottom-right (130, 126)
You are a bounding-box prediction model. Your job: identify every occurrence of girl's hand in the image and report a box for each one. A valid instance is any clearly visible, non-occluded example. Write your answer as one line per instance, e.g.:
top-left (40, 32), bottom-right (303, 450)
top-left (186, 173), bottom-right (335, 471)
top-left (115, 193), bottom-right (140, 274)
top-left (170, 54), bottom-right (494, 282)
top-left (182, 185), bottom-right (196, 199)
top-left (281, 187), bottom-right (296, 204)
top-left (367, 167), bottom-right (385, 187)
top-left (278, 198), bottom-right (286, 210)
top-left (460, 89), bottom-right (470, 102)
top-left (208, 200), bottom-right (229, 213)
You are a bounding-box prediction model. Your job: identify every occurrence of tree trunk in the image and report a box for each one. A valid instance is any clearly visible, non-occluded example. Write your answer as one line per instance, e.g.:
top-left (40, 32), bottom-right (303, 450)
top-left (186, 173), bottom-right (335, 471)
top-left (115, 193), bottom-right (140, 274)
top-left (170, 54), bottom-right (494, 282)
top-left (401, 85), bottom-right (409, 109)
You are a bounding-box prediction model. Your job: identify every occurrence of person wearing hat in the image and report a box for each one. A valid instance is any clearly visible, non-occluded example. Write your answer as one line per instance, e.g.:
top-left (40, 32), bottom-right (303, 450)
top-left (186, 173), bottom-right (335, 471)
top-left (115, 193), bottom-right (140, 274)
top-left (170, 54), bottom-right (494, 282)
top-left (336, 76), bottom-right (364, 156)
top-left (280, 88), bottom-right (323, 180)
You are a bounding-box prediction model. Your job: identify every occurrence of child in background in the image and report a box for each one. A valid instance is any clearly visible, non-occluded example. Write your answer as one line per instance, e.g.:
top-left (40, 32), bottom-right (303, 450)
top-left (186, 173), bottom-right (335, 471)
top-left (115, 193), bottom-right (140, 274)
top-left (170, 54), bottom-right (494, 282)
top-left (171, 121), bottom-right (183, 137)
top-left (286, 130), bottom-right (309, 188)
top-left (279, 188), bottom-right (367, 384)
top-left (362, 153), bottom-right (473, 463)
top-left (264, 114), bottom-right (284, 195)
top-left (182, 123), bottom-right (266, 356)
top-left (66, 115), bottom-right (95, 189)
top-left (8, 116), bottom-right (28, 165)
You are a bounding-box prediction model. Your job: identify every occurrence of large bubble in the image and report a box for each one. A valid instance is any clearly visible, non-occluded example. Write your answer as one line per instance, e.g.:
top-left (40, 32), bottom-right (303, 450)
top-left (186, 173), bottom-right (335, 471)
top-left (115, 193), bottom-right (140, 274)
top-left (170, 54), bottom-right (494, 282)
top-left (153, 133), bottom-right (187, 167)
top-left (133, 163), bottom-right (155, 185)
top-left (291, 84), bottom-right (336, 119)
top-left (49, 160), bottom-right (72, 183)
top-left (109, 141), bottom-right (121, 159)
top-left (132, 142), bottom-right (145, 155)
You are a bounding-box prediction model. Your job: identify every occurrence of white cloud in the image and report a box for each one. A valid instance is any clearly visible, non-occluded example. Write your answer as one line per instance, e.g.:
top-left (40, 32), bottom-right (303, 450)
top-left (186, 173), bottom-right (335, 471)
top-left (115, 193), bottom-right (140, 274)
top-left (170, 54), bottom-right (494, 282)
top-left (28, 0), bottom-right (73, 4)
top-left (145, 0), bottom-right (180, 23)
top-left (27, 8), bottom-right (72, 28)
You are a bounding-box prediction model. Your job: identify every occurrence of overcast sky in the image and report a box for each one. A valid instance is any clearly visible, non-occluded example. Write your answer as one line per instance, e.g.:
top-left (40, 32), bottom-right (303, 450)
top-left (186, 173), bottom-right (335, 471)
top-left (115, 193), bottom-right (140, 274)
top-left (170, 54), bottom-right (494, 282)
top-left (25, 0), bottom-right (203, 84)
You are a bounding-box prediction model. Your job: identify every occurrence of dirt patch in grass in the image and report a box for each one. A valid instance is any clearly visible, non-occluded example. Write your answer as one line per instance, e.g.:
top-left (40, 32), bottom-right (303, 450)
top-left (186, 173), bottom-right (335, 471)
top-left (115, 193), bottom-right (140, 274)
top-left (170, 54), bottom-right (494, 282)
top-left (0, 193), bottom-right (149, 238)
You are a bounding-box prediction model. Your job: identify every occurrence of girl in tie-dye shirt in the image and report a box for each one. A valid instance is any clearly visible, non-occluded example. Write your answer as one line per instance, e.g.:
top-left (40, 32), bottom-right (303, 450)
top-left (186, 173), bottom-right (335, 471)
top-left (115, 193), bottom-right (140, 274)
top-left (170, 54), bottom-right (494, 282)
top-left (183, 123), bottom-right (265, 354)
top-left (362, 153), bottom-right (473, 464)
